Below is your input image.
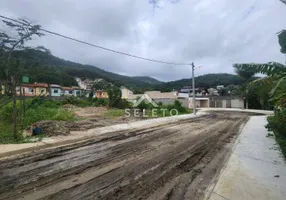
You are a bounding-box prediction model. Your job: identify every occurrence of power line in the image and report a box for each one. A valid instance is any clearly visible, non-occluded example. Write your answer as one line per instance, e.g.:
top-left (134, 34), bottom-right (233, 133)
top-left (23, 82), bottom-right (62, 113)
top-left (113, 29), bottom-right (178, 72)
top-left (0, 15), bottom-right (191, 66)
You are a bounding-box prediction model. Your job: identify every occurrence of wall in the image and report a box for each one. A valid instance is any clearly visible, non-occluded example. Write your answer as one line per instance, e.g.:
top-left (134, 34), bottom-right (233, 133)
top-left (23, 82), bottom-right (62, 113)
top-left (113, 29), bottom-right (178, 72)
top-left (35, 87), bottom-right (47, 96)
top-left (73, 90), bottom-right (81, 97)
top-left (16, 87), bottom-right (35, 96)
top-left (209, 96), bottom-right (244, 109)
top-left (188, 98), bottom-right (210, 108)
top-left (61, 90), bottom-right (74, 96)
top-left (121, 88), bottom-right (133, 99)
top-left (51, 88), bottom-right (61, 97)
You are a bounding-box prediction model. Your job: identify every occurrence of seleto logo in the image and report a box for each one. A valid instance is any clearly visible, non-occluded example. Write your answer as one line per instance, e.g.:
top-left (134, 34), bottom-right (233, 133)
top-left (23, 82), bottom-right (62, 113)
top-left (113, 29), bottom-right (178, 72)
top-left (125, 94), bottom-right (178, 118)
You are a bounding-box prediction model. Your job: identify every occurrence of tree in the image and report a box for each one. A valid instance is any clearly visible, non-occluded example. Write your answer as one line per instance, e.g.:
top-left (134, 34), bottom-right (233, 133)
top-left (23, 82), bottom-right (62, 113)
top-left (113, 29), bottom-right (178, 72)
top-left (218, 88), bottom-right (228, 96)
top-left (92, 79), bottom-right (111, 91)
top-left (278, 30), bottom-right (286, 54)
top-left (107, 86), bottom-right (122, 108)
top-left (234, 0), bottom-right (286, 109)
top-left (0, 18), bottom-right (44, 139)
top-left (279, 0), bottom-right (286, 6)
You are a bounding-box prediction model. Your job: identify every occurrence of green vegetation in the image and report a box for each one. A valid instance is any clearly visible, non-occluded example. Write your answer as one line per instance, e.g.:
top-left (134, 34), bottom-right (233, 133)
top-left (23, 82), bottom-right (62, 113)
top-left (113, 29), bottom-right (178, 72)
top-left (1, 48), bottom-right (259, 93)
top-left (135, 100), bottom-right (191, 118)
top-left (0, 99), bottom-right (75, 144)
top-left (267, 110), bottom-right (286, 158)
top-left (104, 109), bottom-right (126, 118)
top-left (234, 9), bottom-right (286, 158)
top-left (62, 96), bottom-right (108, 107)
top-left (132, 76), bottom-right (163, 84)
top-left (1, 48), bottom-right (155, 90)
top-left (154, 73), bottom-right (251, 92)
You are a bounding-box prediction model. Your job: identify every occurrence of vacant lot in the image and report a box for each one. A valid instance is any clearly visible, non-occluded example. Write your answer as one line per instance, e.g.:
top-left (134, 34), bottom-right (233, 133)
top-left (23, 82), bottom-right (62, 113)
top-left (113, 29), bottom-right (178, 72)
top-left (0, 112), bottom-right (251, 200)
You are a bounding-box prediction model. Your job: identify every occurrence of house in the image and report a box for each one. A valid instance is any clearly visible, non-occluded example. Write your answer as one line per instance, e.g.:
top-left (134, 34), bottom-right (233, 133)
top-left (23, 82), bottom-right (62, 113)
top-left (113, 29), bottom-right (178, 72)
top-left (121, 86), bottom-right (133, 99)
top-left (188, 97), bottom-right (210, 108)
top-left (209, 96), bottom-right (244, 109)
top-left (75, 78), bottom-right (94, 90)
top-left (75, 78), bottom-right (87, 90)
top-left (16, 83), bottom-right (49, 97)
top-left (178, 88), bottom-right (205, 98)
top-left (207, 88), bottom-right (219, 96)
top-left (95, 90), bottom-right (108, 98)
top-left (72, 86), bottom-right (82, 97)
top-left (127, 91), bottom-right (179, 106)
top-left (216, 85), bottom-right (225, 90)
top-left (50, 84), bottom-right (61, 97)
top-left (34, 83), bottom-right (49, 96)
top-left (61, 87), bottom-right (74, 96)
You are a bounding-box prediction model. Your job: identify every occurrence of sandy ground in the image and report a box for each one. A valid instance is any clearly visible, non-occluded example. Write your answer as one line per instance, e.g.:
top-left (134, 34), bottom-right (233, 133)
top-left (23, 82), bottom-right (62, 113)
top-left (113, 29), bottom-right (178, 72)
top-left (0, 111), bottom-right (252, 200)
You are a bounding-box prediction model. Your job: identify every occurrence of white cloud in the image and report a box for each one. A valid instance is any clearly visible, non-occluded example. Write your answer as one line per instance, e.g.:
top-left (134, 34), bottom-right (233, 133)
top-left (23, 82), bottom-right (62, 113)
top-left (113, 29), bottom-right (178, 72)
top-left (1, 0), bottom-right (285, 81)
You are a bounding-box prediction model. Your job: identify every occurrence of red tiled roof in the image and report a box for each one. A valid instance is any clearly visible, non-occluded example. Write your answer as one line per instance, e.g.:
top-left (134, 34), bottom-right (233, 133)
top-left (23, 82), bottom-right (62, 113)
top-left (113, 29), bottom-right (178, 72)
top-left (21, 83), bottom-right (48, 88)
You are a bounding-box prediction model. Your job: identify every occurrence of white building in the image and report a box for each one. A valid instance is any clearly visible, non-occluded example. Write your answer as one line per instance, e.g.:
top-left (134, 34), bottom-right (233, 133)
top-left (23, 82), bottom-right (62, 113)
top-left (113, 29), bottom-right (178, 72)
top-left (75, 78), bottom-right (87, 90)
top-left (121, 87), bottom-right (134, 99)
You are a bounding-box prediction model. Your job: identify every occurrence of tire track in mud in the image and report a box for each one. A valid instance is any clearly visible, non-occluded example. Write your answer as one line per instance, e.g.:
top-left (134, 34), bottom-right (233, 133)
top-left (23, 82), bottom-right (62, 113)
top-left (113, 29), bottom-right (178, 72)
top-left (0, 112), bottom-right (250, 200)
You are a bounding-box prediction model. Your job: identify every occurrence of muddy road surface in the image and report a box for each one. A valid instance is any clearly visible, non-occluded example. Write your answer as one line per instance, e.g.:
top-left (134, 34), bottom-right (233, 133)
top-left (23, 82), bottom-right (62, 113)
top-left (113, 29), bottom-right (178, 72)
top-left (0, 112), bottom-right (251, 200)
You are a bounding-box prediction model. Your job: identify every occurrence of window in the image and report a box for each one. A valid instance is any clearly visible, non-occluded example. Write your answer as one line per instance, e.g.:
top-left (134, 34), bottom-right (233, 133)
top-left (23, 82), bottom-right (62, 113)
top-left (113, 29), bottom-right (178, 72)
top-left (76, 91), bottom-right (80, 95)
top-left (69, 90), bottom-right (73, 94)
top-left (54, 89), bottom-right (58, 94)
top-left (28, 88), bottom-right (34, 93)
top-left (41, 89), bottom-right (45, 93)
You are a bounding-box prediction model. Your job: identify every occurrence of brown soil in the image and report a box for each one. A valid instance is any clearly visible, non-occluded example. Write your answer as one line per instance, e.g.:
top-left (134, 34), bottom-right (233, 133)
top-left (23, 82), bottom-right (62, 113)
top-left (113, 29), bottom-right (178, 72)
top-left (0, 112), bottom-right (251, 200)
top-left (69, 106), bottom-right (141, 132)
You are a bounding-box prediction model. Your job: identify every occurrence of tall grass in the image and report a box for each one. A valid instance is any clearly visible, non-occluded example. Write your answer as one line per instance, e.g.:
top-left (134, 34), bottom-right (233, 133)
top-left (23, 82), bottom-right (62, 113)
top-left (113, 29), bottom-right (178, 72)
top-left (0, 99), bottom-right (75, 144)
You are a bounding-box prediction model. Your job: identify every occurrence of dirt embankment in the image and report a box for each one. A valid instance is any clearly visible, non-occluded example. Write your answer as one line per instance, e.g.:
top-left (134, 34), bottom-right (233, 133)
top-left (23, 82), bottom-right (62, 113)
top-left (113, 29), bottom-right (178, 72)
top-left (0, 112), bottom-right (251, 200)
top-left (29, 106), bottom-right (140, 137)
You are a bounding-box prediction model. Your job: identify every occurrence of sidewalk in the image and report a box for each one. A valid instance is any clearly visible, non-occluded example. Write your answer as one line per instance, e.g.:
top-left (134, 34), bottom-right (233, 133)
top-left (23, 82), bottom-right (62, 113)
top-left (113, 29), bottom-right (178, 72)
top-left (207, 116), bottom-right (286, 200)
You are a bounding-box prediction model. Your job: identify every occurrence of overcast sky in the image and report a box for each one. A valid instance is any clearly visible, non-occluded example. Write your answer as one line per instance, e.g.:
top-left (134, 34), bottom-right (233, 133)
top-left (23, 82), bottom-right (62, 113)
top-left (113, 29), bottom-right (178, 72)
top-left (1, 0), bottom-right (286, 81)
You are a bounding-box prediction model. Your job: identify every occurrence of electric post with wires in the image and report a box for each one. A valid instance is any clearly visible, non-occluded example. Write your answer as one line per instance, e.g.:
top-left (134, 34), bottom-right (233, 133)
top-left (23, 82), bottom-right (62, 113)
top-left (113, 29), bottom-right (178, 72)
top-left (191, 62), bottom-right (196, 115)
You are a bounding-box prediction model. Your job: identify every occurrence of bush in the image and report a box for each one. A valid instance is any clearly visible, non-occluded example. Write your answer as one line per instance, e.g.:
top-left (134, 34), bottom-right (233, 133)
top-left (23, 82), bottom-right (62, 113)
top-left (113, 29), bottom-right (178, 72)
top-left (163, 100), bottom-right (190, 114)
top-left (267, 110), bottom-right (286, 137)
top-left (107, 86), bottom-right (122, 108)
top-left (267, 110), bottom-right (286, 159)
top-left (96, 98), bottom-right (108, 106)
top-left (117, 99), bottom-right (132, 109)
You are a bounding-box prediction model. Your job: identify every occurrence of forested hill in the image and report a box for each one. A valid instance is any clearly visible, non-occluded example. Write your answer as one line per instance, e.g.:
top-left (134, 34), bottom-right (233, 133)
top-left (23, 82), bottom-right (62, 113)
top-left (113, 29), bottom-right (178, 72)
top-left (132, 76), bottom-right (163, 84)
top-left (4, 49), bottom-right (249, 91)
top-left (154, 73), bottom-right (248, 91)
top-left (9, 49), bottom-right (156, 89)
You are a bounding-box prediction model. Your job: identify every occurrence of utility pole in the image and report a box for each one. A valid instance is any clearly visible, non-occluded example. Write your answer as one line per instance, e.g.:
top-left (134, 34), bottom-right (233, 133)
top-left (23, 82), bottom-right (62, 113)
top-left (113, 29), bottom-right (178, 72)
top-left (191, 62), bottom-right (196, 115)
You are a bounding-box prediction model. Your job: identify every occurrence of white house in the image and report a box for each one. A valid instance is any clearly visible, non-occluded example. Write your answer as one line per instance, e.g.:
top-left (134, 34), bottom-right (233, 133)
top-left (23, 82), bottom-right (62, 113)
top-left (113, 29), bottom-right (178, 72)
top-left (121, 86), bottom-right (134, 99)
top-left (75, 78), bottom-right (87, 90)
top-left (50, 84), bottom-right (61, 97)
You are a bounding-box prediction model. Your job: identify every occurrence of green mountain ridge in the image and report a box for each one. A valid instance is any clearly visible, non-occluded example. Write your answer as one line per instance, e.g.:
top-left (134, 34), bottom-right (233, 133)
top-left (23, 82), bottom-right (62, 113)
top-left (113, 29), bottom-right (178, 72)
top-left (1, 49), bottom-right (249, 92)
top-left (154, 73), bottom-right (248, 92)
top-left (132, 76), bottom-right (163, 84)
top-left (9, 49), bottom-right (154, 90)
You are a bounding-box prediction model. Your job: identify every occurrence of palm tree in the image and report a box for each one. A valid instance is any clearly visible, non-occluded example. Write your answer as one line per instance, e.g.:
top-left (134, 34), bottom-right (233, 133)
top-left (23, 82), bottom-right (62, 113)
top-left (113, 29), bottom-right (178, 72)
top-left (233, 62), bottom-right (286, 108)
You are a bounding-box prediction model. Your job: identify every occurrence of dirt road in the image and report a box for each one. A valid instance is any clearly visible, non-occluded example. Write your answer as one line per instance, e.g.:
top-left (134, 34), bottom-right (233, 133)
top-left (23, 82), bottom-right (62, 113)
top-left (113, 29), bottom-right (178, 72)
top-left (0, 112), bottom-right (251, 200)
